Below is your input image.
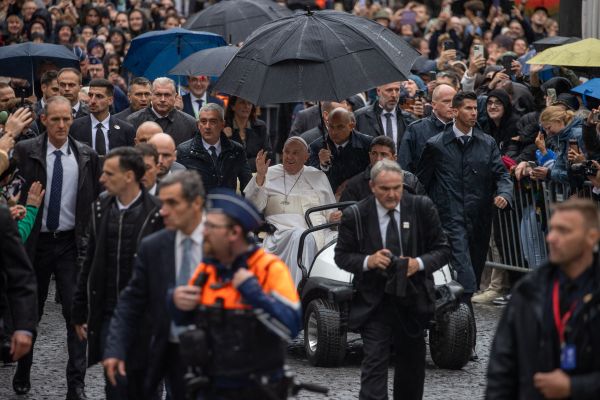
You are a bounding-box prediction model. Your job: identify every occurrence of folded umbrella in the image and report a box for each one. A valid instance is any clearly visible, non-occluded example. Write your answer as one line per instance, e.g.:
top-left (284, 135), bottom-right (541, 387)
top-left (184, 0), bottom-right (293, 45)
top-left (214, 9), bottom-right (420, 105)
top-left (169, 45), bottom-right (239, 77)
top-left (0, 42), bottom-right (79, 83)
top-left (123, 28), bottom-right (226, 81)
top-left (527, 38), bottom-right (600, 67)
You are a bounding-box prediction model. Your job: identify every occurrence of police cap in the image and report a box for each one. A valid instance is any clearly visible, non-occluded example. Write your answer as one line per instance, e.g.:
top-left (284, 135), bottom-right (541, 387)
top-left (206, 188), bottom-right (263, 232)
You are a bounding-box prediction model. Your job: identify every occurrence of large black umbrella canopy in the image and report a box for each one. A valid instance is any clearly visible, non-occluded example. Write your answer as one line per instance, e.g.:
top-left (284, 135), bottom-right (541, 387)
top-left (0, 42), bottom-right (79, 83)
top-left (184, 0), bottom-right (293, 45)
top-left (169, 45), bottom-right (239, 77)
top-left (214, 9), bottom-right (421, 105)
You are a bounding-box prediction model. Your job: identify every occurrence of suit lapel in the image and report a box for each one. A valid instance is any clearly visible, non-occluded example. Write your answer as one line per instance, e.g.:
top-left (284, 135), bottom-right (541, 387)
top-left (163, 231), bottom-right (177, 287)
top-left (371, 106), bottom-right (384, 136)
top-left (366, 197), bottom-right (383, 250)
top-left (108, 117), bottom-right (118, 145)
top-left (400, 195), bottom-right (414, 257)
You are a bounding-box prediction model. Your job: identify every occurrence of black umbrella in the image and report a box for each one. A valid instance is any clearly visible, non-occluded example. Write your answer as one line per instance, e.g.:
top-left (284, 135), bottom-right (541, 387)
top-left (532, 36), bottom-right (580, 53)
top-left (214, 9), bottom-right (420, 105)
top-left (184, 0), bottom-right (293, 45)
top-left (169, 45), bottom-right (239, 77)
top-left (0, 43), bottom-right (79, 83)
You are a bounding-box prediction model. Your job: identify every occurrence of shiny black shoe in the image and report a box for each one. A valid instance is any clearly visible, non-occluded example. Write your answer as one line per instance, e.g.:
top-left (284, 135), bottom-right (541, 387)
top-left (66, 387), bottom-right (89, 400)
top-left (12, 366), bottom-right (31, 395)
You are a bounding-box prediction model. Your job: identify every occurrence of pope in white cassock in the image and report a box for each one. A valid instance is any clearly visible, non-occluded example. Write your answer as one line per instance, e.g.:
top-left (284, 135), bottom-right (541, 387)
top-left (244, 136), bottom-right (341, 286)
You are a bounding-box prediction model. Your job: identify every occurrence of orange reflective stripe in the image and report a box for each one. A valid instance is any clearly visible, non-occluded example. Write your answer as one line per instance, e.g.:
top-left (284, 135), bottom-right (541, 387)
top-left (187, 248), bottom-right (299, 309)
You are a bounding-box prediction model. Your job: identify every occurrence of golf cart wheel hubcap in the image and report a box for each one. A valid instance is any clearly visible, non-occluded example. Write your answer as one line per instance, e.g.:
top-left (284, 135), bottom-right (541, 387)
top-left (307, 312), bottom-right (318, 353)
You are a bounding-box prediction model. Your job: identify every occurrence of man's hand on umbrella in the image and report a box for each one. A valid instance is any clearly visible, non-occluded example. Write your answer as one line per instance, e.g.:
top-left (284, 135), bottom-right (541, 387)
top-left (4, 107), bottom-right (33, 138)
top-left (318, 148), bottom-right (332, 168)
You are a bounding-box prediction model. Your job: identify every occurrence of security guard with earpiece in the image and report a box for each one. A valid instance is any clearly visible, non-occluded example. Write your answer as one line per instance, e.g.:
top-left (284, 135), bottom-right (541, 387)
top-left (170, 188), bottom-right (302, 400)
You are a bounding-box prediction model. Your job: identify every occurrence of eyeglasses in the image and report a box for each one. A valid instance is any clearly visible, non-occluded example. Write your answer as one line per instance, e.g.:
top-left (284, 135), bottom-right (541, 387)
top-left (205, 221), bottom-right (231, 230)
top-left (487, 100), bottom-right (503, 107)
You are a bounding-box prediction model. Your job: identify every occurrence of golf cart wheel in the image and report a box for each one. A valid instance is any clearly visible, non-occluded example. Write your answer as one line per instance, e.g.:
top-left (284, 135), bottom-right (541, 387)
top-left (304, 298), bottom-right (347, 367)
top-left (429, 302), bottom-right (474, 370)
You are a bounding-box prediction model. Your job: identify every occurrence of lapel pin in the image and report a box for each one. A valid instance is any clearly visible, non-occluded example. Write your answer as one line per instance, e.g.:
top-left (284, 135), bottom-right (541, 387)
top-left (403, 222), bottom-right (410, 229)
top-left (114, 124), bottom-right (120, 130)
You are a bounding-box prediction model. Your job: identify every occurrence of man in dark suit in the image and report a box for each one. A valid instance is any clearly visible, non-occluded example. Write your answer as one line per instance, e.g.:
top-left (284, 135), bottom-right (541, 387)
top-left (12, 96), bottom-right (101, 399)
top-left (71, 147), bottom-right (163, 400)
top-left (0, 205), bottom-right (37, 363)
top-left (181, 75), bottom-right (224, 119)
top-left (340, 135), bottom-right (425, 202)
top-left (58, 67), bottom-right (89, 119)
top-left (113, 77), bottom-right (152, 122)
top-left (69, 79), bottom-right (135, 155)
top-left (176, 103), bottom-right (251, 193)
top-left (308, 107), bottom-right (372, 195)
top-left (33, 70), bottom-right (59, 117)
top-left (335, 159), bottom-right (451, 400)
top-left (354, 81), bottom-right (417, 153)
top-left (289, 103), bottom-right (320, 137)
top-left (103, 170), bottom-right (205, 400)
top-left (127, 77), bottom-right (199, 146)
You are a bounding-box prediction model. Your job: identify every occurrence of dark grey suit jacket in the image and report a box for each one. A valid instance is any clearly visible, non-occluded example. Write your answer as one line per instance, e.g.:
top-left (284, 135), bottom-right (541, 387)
top-left (290, 105), bottom-right (321, 137)
top-left (127, 107), bottom-right (199, 146)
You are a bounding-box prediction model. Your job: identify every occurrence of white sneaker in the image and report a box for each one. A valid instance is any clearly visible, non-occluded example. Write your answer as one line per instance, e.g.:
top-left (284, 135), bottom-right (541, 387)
top-left (472, 289), bottom-right (503, 304)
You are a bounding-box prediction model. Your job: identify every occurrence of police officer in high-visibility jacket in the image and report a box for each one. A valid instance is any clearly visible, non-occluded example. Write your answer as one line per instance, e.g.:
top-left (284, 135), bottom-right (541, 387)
top-left (170, 188), bottom-right (302, 400)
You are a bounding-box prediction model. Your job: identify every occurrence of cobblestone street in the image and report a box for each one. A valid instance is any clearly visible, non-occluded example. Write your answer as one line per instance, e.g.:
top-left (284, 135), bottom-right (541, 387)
top-left (1, 282), bottom-right (503, 399)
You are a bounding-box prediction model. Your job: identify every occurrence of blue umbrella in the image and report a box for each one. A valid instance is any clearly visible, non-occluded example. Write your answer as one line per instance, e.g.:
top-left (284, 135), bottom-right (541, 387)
top-left (571, 78), bottom-right (600, 102)
top-left (0, 42), bottom-right (79, 84)
top-left (123, 28), bottom-right (227, 81)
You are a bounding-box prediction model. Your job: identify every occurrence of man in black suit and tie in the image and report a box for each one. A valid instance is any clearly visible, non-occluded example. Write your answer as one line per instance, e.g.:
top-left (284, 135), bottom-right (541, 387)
top-left (308, 107), bottom-right (372, 195)
top-left (69, 79), bottom-right (135, 155)
top-left (181, 75), bottom-right (224, 119)
top-left (33, 70), bottom-right (60, 117)
top-left (335, 159), bottom-right (450, 400)
top-left (103, 170), bottom-right (205, 400)
top-left (58, 68), bottom-right (89, 120)
top-left (12, 96), bottom-right (101, 399)
top-left (354, 82), bottom-right (417, 154)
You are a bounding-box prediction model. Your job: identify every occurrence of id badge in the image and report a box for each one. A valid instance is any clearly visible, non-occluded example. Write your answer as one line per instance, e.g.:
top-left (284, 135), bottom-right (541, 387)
top-left (560, 344), bottom-right (576, 371)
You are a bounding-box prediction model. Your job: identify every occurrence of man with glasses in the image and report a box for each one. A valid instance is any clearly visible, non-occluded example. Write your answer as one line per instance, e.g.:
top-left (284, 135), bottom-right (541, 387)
top-left (341, 136), bottom-right (425, 202)
top-left (127, 77), bottom-right (198, 146)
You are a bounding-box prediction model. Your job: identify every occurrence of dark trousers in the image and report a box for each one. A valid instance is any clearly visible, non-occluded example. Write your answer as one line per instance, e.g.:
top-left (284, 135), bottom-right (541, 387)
top-left (17, 232), bottom-right (86, 390)
top-left (359, 300), bottom-right (426, 400)
top-left (165, 343), bottom-right (187, 400)
top-left (100, 316), bottom-right (150, 400)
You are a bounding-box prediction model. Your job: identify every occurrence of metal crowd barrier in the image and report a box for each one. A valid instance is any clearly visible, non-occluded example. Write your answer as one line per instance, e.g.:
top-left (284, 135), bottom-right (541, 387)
top-left (486, 178), bottom-right (598, 273)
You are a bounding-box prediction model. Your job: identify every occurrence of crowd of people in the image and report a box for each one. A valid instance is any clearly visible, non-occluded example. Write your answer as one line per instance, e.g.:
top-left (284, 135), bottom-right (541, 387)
top-left (1, 0), bottom-right (600, 399)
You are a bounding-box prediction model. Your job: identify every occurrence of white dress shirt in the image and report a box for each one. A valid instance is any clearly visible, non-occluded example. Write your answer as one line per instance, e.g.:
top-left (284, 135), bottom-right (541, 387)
top-left (90, 113), bottom-right (110, 151)
top-left (41, 140), bottom-right (79, 232)
top-left (202, 138), bottom-right (222, 156)
top-left (452, 123), bottom-right (473, 139)
top-left (362, 199), bottom-right (424, 271)
top-left (190, 92), bottom-right (207, 118)
top-left (380, 107), bottom-right (398, 145)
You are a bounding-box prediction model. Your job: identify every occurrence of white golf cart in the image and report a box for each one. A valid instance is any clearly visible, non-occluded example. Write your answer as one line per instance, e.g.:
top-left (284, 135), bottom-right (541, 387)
top-left (296, 202), bottom-right (475, 370)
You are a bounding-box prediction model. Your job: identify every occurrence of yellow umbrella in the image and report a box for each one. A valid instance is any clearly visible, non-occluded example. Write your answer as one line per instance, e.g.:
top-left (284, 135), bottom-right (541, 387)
top-left (527, 38), bottom-right (600, 67)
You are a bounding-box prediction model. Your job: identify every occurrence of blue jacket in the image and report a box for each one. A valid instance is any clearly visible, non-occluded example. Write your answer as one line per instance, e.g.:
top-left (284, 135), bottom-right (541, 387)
top-left (548, 117), bottom-right (584, 184)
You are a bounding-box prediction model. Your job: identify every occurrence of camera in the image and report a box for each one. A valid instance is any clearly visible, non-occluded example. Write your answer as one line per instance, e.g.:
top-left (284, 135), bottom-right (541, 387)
top-left (570, 161), bottom-right (599, 177)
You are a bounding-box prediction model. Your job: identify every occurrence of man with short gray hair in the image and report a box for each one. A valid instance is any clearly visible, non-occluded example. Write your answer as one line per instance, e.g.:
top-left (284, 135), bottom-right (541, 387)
top-left (176, 103), bottom-right (251, 192)
top-left (127, 77), bottom-right (198, 146)
top-left (335, 158), bottom-right (450, 400)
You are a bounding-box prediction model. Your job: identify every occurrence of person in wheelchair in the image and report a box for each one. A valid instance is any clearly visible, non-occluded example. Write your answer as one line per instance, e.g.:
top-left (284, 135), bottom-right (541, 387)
top-left (244, 136), bottom-right (339, 286)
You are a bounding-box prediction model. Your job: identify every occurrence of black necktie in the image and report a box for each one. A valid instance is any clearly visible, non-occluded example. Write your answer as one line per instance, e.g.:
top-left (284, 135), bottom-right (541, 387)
top-left (95, 123), bottom-right (106, 155)
top-left (385, 209), bottom-right (401, 256)
top-left (384, 112), bottom-right (394, 138)
top-left (196, 99), bottom-right (203, 111)
top-left (46, 150), bottom-right (63, 231)
top-left (72, 108), bottom-right (77, 117)
top-left (337, 145), bottom-right (343, 155)
top-left (209, 145), bottom-right (218, 164)
top-left (460, 135), bottom-right (470, 146)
